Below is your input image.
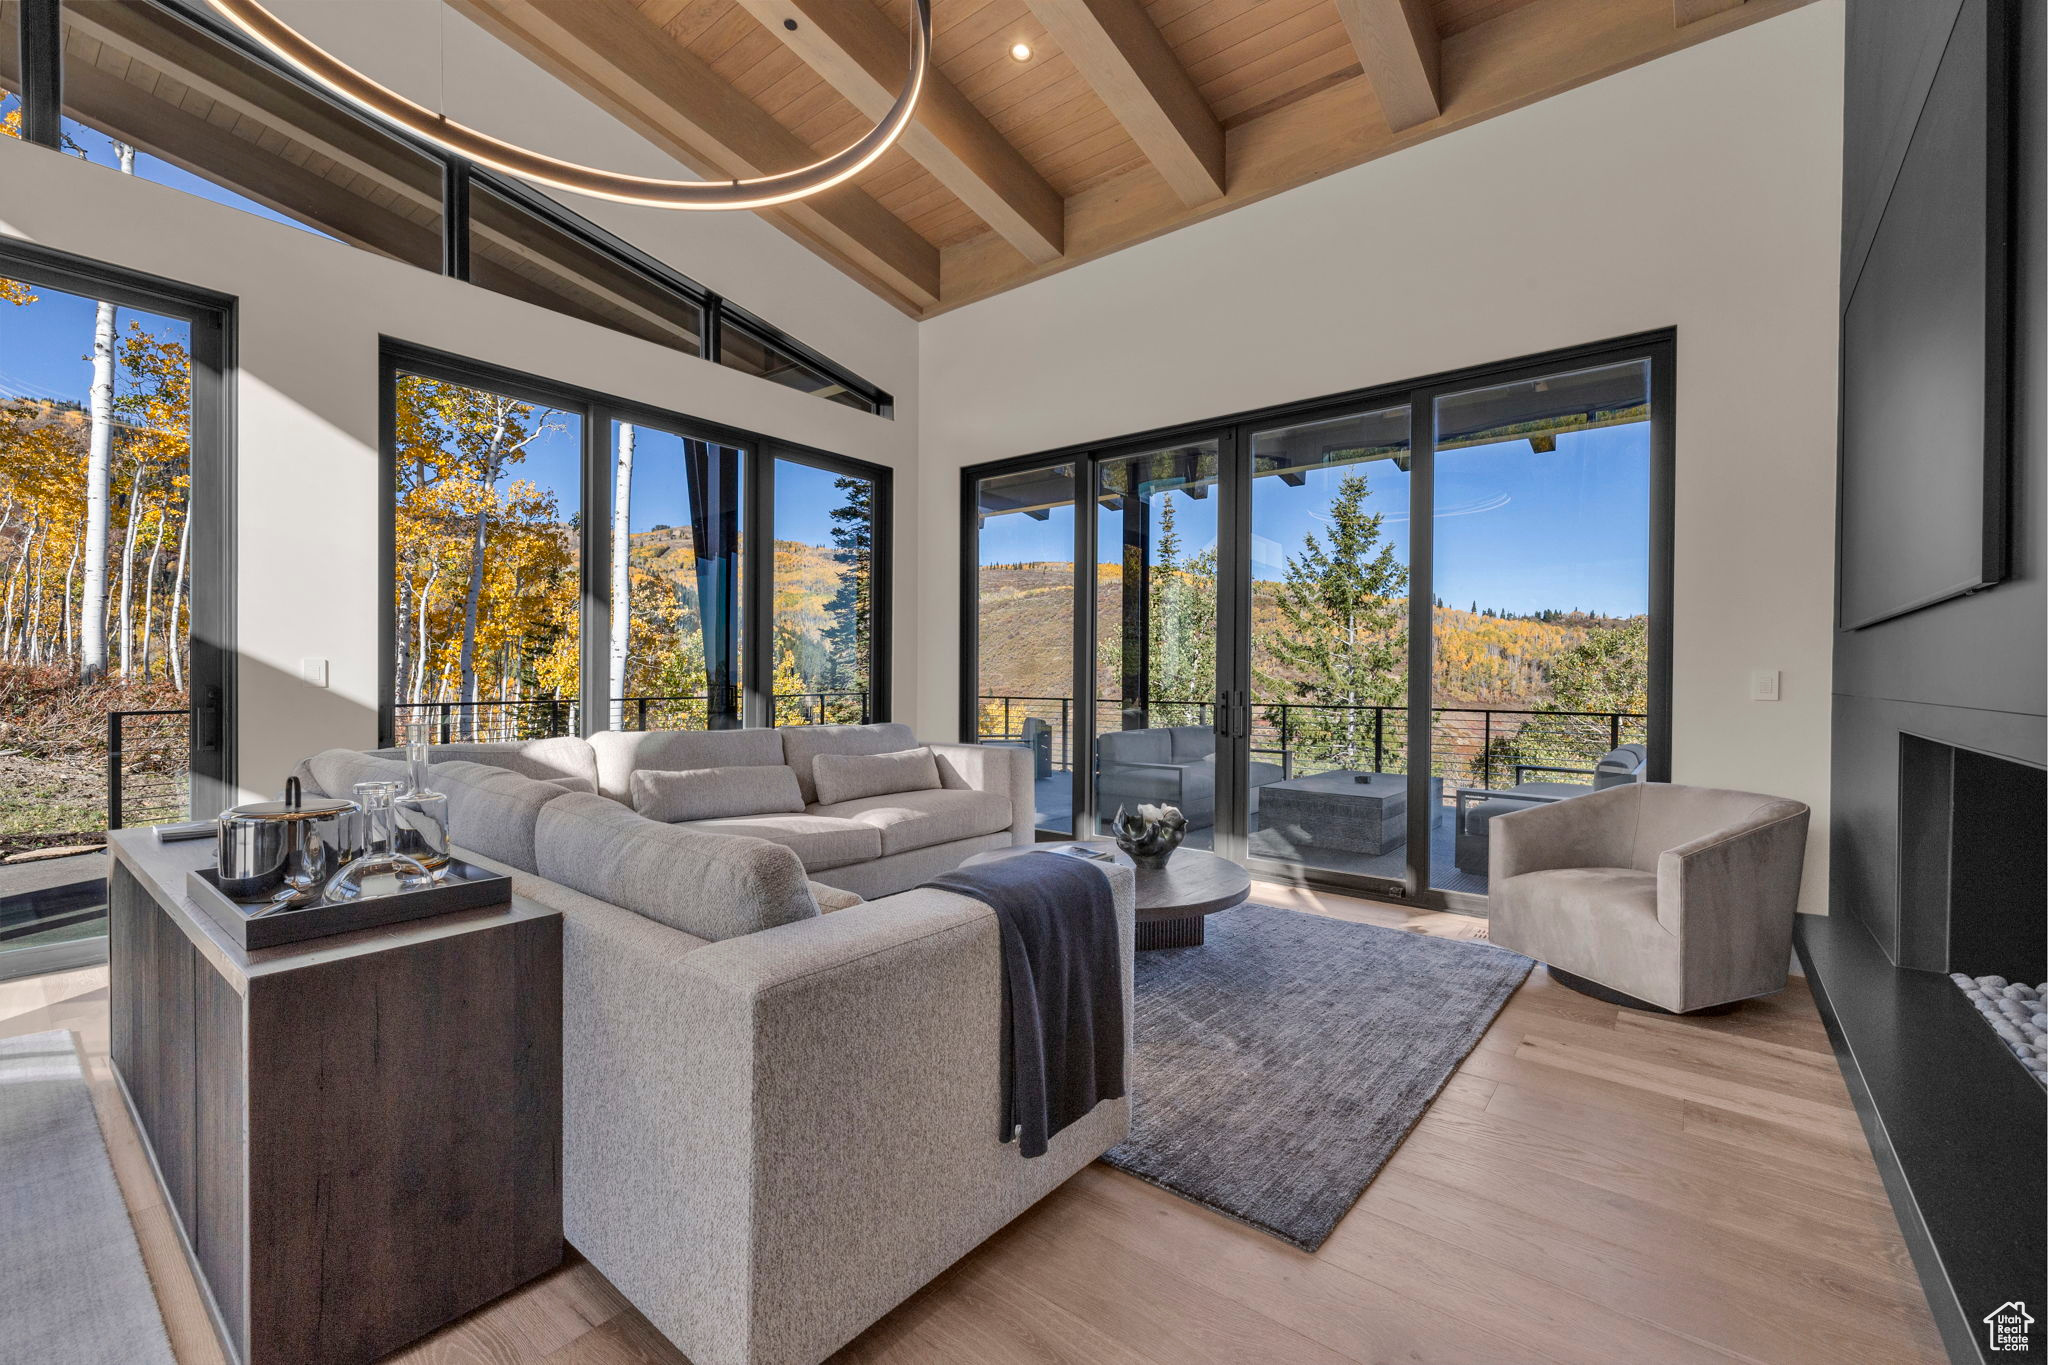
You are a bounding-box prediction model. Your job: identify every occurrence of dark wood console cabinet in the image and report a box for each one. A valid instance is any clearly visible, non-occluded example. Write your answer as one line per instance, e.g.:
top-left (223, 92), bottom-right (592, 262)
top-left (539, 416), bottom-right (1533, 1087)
top-left (106, 830), bottom-right (563, 1365)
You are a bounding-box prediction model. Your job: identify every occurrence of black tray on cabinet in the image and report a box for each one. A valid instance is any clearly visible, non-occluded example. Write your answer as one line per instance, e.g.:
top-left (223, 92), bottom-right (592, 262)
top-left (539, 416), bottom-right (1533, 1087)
top-left (185, 859), bottom-right (513, 950)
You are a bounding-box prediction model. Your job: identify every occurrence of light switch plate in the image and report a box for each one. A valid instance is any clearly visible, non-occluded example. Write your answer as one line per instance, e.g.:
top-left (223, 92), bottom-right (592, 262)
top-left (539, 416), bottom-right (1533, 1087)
top-left (300, 657), bottom-right (329, 687)
top-left (1750, 669), bottom-right (1781, 702)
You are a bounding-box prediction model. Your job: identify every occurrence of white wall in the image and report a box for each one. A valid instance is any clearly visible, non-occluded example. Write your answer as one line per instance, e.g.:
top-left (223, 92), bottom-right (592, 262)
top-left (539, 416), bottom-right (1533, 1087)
top-left (914, 3), bottom-right (1846, 912)
top-left (0, 120), bottom-right (917, 801)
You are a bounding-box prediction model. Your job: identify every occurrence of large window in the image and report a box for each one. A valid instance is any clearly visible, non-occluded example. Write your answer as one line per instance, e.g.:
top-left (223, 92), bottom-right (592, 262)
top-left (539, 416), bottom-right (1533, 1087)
top-left (390, 371), bottom-right (583, 742)
top-left (0, 240), bottom-right (233, 979)
top-left (961, 335), bottom-right (1671, 909)
top-left (4, 0), bottom-right (888, 412)
top-left (769, 457), bottom-right (882, 726)
top-left (382, 347), bottom-right (890, 746)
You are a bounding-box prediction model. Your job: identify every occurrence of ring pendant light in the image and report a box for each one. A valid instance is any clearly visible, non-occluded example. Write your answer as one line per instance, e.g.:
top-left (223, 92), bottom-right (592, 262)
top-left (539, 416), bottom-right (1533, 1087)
top-left (200, 0), bottom-right (932, 210)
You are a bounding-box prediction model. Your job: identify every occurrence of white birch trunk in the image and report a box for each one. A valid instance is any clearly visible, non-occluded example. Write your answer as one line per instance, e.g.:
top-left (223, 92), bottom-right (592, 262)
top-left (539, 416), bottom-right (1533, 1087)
top-left (61, 539), bottom-right (79, 663)
top-left (608, 423), bottom-right (635, 728)
top-left (117, 467), bottom-right (145, 678)
top-left (167, 508), bottom-right (189, 692)
top-left (140, 510), bottom-right (166, 678)
top-left (455, 406), bottom-right (512, 739)
top-left (79, 142), bottom-right (136, 681)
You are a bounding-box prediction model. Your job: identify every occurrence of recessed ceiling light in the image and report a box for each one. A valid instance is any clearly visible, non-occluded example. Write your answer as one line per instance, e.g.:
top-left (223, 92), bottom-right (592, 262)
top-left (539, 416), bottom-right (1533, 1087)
top-left (1010, 42), bottom-right (1033, 61)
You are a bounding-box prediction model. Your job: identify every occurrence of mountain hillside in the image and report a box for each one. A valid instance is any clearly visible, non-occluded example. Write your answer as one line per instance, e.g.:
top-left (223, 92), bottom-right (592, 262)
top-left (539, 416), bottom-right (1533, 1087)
top-left (975, 561), bottom-right (1634, 711)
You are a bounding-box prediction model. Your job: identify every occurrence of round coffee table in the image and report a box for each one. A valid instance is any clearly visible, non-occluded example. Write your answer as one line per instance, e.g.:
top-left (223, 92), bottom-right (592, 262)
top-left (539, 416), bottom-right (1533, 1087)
top-left (960, 840), bottom-right (1250, 949)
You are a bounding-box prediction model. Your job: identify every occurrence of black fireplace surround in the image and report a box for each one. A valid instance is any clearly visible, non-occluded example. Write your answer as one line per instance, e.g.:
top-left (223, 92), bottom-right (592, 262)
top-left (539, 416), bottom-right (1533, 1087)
top-left (1896, 736), bottom-right (2048, 986)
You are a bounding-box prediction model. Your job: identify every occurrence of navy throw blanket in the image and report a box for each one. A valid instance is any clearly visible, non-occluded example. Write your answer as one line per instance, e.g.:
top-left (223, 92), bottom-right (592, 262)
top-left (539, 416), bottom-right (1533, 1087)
top-left (927, 852), bottom-right (1126, 1158)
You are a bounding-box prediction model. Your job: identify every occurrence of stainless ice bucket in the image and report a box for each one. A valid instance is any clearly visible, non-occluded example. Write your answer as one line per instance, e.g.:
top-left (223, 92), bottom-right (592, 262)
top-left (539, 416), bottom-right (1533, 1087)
top-left (215, 776), bottom-right (358, 902)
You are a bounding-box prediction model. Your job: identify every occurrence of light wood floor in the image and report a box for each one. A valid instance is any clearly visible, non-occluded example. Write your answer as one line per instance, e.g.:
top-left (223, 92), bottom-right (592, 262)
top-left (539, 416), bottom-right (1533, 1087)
top-left (0, 884), bottom-right (1947, 1365)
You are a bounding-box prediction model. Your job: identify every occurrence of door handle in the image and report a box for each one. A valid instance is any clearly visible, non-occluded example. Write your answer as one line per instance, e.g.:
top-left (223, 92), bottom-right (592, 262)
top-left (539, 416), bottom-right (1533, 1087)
top-left (1215, 690), bottom-right (1233, 740)
top-left (196, 686), bottom-right (222, 754)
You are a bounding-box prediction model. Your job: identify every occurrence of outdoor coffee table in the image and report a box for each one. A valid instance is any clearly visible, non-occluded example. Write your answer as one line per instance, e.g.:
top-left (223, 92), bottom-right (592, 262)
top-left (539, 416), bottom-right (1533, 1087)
top-left (960, 840), bottom-right (1250, 949)
top-left (1258, 771), bottom-right (1444, 856)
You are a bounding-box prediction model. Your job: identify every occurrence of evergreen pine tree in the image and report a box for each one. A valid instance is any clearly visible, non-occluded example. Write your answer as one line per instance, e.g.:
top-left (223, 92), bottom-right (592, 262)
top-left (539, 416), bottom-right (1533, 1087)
top-left (820, 476), bottom-right (873, 719)
top-left (1257, 471), bottom-right (1407, 771)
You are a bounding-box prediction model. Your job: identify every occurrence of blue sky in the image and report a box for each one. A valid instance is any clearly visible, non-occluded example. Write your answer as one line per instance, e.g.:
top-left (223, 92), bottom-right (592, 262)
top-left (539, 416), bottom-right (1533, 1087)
top-left (978, 423), bottom-right (1652, 619)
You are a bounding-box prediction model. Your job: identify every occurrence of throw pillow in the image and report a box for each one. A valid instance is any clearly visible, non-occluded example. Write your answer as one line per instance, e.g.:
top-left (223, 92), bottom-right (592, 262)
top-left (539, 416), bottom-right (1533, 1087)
top-left (631, 764), bottom-right (805, 823)
top-left (811, 746), bottom-right (942, 806)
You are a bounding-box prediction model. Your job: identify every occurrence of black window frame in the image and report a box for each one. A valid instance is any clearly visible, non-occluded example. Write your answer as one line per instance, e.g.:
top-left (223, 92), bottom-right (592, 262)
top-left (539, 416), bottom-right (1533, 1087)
top-left (8, 0), bottom-right (892, 417)
top-left (959, 330), bottom-right (1675, 911)
top-left (379, 340), bottom-right (892, 747)
top-left (0, 236), bottom-right (239, 822)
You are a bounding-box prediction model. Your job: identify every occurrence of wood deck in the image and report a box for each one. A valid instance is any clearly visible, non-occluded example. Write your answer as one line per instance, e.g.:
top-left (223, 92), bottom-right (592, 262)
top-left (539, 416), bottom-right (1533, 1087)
top-left (0, 882), bottom-right (1944, 1365)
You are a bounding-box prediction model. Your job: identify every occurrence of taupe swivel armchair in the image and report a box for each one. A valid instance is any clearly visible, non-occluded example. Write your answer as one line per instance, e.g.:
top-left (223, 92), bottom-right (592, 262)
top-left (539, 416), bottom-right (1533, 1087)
top-left (1488, 782), bottom-right (1810, 1014)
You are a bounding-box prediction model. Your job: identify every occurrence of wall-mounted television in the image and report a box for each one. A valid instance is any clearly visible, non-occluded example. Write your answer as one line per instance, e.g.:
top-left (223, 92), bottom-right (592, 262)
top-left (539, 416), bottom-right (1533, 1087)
top-left (1837, 0), bottom-right (2015, 631)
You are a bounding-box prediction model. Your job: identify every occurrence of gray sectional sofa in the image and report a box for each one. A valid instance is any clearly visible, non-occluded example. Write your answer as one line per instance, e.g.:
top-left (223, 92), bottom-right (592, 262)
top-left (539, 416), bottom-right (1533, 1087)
top-left (350, 721), bottom-right (1037, 898)
top-left (291, 724), bottom-right (1134, 1365)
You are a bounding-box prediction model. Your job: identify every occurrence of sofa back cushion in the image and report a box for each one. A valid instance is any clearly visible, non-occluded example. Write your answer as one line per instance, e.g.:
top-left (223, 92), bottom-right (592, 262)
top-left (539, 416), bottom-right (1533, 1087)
top-left (298, 749), bottom-right (410, 802)
top-left (777, 723), bottom-right (917, 805)
top-left (587, 728), bottom-right (785, 803)
top-left (294, 750), bottom-right (576, 875)
top-left (810, 747), bottom-right (942, 806)
top-left (535, 793), bottom-right (818, 941)
top-left (1168, 726), bottom-right (1216, 763)
top-left (368, 736), bottom-right (598, 789)
top-left (429, 760), bottom-right (582, 874)
top-left (631, 764), bottom-right (805, 823)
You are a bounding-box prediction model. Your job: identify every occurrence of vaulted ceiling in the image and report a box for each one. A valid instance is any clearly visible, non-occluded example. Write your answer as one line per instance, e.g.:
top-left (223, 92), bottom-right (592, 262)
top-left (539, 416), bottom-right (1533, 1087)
top-left (451, 0), bottom-right (1810, 317)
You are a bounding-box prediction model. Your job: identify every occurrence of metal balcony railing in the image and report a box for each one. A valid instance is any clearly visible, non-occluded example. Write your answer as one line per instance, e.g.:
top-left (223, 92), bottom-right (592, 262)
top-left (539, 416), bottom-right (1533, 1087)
top-left (975, 694), bottom-right (1646, 792)
top-left (107, 709), bottom-right (192, 831)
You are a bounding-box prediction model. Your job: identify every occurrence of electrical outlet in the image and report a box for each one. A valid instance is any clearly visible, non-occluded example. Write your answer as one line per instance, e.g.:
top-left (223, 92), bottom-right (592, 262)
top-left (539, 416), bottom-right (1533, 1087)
top-left (300, 657), bottom-right (330, 687)
top-left (1750, 669), bottom-right (1781, 702)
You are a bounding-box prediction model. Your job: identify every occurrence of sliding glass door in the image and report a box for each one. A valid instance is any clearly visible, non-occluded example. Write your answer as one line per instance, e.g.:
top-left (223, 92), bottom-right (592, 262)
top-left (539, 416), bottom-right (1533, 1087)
top-left (1426, 359), bottom-right (1658, 897)
top-left (968, 462), bottom-right (1079, 835)
top-left (1245, 405), bottom-right (1413, 891)
top-left (962, 333), bottom-right (1671, 909)
top-left (1091, 440), bottom-right (1227, 853)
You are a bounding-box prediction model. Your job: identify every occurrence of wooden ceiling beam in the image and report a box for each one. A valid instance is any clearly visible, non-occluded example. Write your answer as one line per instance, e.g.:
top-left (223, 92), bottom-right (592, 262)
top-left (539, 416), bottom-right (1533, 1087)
top-left (938, 0), bottom-right (1814, 315)
top-left (1335, 0), bottom-right (1443, 133)
top-left (449, 0), bottom-right (940, 310)
top-left (1673, 0), bottom-right (1746, 23)
top-left (1023, 0), bottom-right (1225, 207)
top-left (739, 0), bottom-right (1065, 264)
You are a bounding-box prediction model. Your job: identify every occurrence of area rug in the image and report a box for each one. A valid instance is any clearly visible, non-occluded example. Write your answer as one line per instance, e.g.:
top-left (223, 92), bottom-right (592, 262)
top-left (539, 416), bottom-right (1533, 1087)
top-left (0, 1030), bottom-right (175, 1365)
top-left (1104, 905), bottom-right (1531, 1251)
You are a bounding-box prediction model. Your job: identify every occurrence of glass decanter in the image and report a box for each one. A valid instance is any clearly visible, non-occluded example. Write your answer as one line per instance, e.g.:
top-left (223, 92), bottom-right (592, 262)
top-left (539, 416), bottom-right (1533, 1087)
top-left (324, 780), bottom-right (433, 902)
top-left (393, 722), bottom-right (452, 876)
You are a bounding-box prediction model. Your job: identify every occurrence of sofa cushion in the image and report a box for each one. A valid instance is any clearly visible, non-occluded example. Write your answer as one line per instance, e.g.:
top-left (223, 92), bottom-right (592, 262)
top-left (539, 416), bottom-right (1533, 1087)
top-left (429, 760), bottom-right (583, 875)
top-left (675, 813), bottom-right (882, 872)
top-left (630, 764), bottom-right (804, 823)
top-left (298, 749), bottom-right (410, 802)
top-left (808, 789), bottom-right (1014, 857)
top-left (1167, 726), bottom-right (1216, 762)
top-left (370, 736), bottom-right (599, 788)
top-left (535, 792), bottom-right (817, 941)
top-left (807, 881), bottom-right (865, 913)
top-left (587, 727), bottom-right (786, 803)
top-left (810, 746), bottom-right (942, 806)
top-left (776, 722), bottom-right (917, 805)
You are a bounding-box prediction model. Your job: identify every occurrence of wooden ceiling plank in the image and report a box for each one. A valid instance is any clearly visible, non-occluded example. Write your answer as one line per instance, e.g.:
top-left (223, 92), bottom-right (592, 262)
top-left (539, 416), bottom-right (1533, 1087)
top-left (938, 0), bottom-right (1813, 313)
top-left (738, 0), bottom-right (1066, 261)
top-left (448, 0), bottom-right (939, 309)
top-left (1023, 0), bottom-right (1225, 205)
top-left (1335, 0), bottom-right (1443, 132)
top-left (1672, 0), bottom-right (1743, 22)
